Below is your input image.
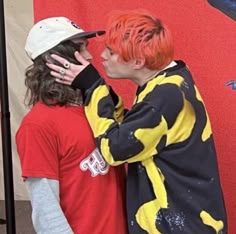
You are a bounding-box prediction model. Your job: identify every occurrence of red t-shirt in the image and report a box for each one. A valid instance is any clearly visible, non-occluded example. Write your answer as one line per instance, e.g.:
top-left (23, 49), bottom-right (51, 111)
top-left (16, 102), bottom-right (128, 234)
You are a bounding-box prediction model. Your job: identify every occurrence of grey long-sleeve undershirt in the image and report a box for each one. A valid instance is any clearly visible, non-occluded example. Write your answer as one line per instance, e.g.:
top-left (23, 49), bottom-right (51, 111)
top-left (25, 177), bottom-right (73, 234)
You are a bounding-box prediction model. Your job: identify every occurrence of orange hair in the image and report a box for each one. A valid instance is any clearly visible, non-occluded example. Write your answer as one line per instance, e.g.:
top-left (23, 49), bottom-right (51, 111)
top-left (104, 9), bottom-right (174, 70)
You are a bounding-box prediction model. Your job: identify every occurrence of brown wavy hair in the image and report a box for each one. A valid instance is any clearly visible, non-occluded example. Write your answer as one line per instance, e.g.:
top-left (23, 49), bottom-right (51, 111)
top-left (25, 40), bottom-right (83, 107)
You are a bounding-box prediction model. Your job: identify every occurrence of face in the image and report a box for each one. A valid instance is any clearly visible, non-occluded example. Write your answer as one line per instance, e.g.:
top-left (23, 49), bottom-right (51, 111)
top-left (100, 47), bottom-right (135, 79)
top-left (72, 38), bottom-right (93, 62)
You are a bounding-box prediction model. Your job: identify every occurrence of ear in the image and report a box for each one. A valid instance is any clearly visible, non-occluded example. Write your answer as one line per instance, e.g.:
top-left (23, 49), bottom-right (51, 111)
top-left (134, 58), bottom-right (145, 69)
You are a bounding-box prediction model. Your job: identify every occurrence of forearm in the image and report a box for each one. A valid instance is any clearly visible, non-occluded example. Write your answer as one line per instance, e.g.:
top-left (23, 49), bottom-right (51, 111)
top-left (85, 94), bottom-right (168, 165)
top-left (72, 65), bottom-right (168, 165)
top-left (26, 178), bottom-right (73, 234)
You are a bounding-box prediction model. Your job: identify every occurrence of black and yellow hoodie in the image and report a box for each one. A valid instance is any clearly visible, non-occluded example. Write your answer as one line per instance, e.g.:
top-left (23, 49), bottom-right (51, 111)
top-left (72, 60), bottom-right (227, 234)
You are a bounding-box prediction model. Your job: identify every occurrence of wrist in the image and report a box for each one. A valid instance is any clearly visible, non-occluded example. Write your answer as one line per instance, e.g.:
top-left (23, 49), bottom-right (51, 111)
top-left (71, 64), bottom-right (101, 90)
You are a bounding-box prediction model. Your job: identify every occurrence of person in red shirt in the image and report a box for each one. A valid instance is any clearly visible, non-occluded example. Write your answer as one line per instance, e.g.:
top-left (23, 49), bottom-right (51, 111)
top-left (16, 17), bottom-right (128, 234)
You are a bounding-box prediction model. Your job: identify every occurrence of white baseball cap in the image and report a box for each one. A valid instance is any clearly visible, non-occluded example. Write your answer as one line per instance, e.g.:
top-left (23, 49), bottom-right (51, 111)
top-left (25, 16), bottom-right (105, 60)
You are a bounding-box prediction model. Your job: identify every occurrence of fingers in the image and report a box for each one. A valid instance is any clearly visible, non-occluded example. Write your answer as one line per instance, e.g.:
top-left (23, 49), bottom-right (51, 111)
top-left (50, 52), bottom-right (88, 66)
top-left (55, 77), bottom-right (72, 86)
top-left (46, 63), bottom-right (74, 77)
top-left (50, 54), bottom-right (68, 65)
top-left (74, 51), bottom-right (89, 66)
top-left (50, 71), bottom-right (73, 85)
top-left (46, 63), bottom-right (75, 85)
top-left (63, 60), bottom-right (70, 69)
top-left (45, 51), bottom-right (90, 86)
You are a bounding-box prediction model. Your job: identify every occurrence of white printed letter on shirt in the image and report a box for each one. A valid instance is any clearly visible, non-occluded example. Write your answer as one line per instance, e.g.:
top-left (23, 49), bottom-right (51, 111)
top-left (80, 148), bottom-right (110, 177)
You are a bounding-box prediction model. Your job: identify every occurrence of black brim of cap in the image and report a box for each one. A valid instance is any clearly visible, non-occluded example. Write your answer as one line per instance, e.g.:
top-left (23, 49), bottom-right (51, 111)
top-left (66, 30), bottom-right (105, 41)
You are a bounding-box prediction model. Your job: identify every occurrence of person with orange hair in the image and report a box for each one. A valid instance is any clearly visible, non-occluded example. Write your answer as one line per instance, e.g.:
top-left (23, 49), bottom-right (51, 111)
top-left (47, 9), bottom-right (227, 234)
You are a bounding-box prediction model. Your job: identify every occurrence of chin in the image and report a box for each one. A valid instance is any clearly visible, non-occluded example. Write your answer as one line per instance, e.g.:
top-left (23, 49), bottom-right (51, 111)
top-left (105, 72), bottom-right (115, 78)
top-left (107, 75), bottom-right (115, 79)
top-left (105, 71), bottom-right (121, 79)
top-left (107, 74), bottom-right (120, 79)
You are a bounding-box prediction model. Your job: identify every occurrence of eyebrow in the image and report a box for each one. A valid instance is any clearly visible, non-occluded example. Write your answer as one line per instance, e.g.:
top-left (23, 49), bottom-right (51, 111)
top-left (106, 45), bottom-right (112, 51)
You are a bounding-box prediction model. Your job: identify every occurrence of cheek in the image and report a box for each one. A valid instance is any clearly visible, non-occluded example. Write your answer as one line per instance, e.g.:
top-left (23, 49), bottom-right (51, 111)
top-left (101, 50), bottom-right (108, 59)
top-left (108, 58), bottom-right (118, 66)
top-left (107, 61), bottom-right (117, 72)
top-left (79, 50), bottom-right (86, 58)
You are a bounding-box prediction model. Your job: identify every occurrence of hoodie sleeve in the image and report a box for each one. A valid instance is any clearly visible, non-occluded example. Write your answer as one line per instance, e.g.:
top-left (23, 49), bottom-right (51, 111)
top-left (71, 65), bottom-right (171, 166)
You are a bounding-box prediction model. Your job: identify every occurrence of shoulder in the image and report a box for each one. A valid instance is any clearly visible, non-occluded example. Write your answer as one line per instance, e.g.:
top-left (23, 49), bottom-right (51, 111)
top-left (17, 103), bottom-right (57, 137)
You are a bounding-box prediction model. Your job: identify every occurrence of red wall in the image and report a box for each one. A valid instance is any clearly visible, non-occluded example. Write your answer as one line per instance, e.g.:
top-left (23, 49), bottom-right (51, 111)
top-left (34, 1), bottom-right (236, 232)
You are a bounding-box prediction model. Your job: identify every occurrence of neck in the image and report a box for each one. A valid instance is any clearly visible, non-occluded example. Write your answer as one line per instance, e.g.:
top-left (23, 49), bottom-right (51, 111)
top-left (134, 60), bottom-right (177, 86)
top-left (136, 70), bottom-right (160, 86)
